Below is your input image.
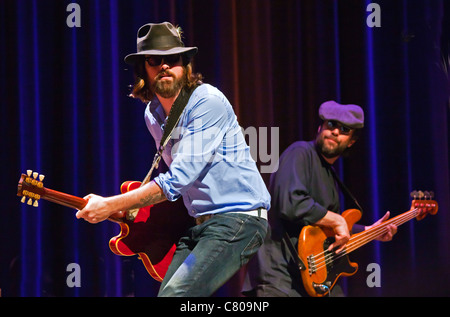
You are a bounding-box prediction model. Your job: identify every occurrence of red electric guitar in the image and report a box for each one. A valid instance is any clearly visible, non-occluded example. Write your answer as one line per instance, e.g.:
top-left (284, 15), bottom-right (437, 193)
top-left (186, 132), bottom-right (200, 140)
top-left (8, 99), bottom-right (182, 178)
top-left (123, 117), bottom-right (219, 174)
top-left (297, 191), bottom-right (438, 297)
top-left (17, 170), bottom-right (194, 282)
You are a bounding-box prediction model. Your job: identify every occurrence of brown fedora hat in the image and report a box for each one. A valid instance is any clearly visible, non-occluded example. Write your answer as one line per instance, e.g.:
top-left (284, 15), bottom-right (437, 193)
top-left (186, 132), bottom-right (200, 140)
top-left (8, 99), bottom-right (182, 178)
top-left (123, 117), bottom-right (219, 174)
top-left (124, 22), bottom-right (198, 65)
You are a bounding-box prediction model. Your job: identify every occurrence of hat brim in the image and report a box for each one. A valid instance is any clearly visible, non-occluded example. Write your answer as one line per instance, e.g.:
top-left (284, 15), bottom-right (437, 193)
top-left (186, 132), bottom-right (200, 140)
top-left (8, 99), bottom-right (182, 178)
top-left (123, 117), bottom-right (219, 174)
top-left (124, 47), bottom-right (198, 65)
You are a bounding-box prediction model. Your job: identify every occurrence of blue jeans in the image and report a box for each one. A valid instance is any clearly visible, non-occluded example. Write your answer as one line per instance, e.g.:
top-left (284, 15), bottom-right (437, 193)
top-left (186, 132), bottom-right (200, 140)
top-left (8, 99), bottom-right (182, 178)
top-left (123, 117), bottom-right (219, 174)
top-left (157, 212), bottom-right (267, 297)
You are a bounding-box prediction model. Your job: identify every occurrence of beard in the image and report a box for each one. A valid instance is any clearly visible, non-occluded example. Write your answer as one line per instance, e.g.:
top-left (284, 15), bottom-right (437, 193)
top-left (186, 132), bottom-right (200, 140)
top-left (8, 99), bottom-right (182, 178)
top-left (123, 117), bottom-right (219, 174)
top-left (315, 133), bottom-right (349, 159)
top-left (151, 69), bottom-right (186, 99)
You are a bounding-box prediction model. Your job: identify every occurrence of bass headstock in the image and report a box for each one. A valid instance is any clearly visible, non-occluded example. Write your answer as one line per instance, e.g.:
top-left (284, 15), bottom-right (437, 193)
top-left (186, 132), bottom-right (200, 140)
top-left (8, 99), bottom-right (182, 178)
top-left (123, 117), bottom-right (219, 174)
top-left (17, 170), bottom-right (46, 207)
top-left (410, 190), bottom-right (438, 220)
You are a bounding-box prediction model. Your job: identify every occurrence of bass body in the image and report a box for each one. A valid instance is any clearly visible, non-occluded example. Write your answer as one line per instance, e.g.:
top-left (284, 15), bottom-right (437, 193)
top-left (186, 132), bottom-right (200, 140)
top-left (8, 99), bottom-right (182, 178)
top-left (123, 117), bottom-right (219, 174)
top-left (298, 209), bottom-right (360, 297)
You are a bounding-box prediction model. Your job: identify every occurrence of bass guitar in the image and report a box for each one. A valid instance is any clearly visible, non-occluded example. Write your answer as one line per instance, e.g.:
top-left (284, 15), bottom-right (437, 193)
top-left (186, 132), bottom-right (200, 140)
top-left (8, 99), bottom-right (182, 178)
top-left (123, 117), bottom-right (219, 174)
top-left (17, 170), bottom-right (193, 282)
top-left (297, 191), bottom-right (438, 297)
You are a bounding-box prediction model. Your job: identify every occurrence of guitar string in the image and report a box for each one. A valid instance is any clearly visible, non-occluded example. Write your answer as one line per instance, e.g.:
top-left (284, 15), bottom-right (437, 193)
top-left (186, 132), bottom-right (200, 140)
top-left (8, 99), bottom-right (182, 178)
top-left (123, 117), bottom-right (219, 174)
top-left (314, 210), bottom-right (418, 270)
top-left (312, 210), bottom-right (418, 274)
top-left (312, 211), bottom-right (417, 274)
top-left (310, 209), bottom-right (417, 262)
top-left (310, 209), bottom-right (419, 274)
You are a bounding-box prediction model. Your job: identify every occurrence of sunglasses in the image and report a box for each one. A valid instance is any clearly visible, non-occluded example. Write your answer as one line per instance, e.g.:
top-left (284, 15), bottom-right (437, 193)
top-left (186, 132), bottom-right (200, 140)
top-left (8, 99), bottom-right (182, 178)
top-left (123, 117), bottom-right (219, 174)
top-left (326, 120), bottom-right (352, 134)
top-left (145, 54), bottom-right (182, 67)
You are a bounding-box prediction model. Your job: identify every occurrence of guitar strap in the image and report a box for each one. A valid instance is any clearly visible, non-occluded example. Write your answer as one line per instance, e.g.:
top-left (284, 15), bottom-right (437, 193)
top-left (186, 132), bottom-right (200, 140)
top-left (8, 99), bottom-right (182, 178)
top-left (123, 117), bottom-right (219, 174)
top-left (329, 166), bottom-right (364, 213)
top-left (141, 85), bottom-right (200, 185)
top-left (283, 232), bottom-right (306, 271)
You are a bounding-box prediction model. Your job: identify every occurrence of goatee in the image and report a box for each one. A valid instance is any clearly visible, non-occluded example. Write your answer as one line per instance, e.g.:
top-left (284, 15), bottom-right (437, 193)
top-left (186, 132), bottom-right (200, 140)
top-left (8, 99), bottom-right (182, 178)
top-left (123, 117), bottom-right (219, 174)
top-left (152, 70), bottom-right (186, 98)
top-left (315, 135), bottom-right (347, 159)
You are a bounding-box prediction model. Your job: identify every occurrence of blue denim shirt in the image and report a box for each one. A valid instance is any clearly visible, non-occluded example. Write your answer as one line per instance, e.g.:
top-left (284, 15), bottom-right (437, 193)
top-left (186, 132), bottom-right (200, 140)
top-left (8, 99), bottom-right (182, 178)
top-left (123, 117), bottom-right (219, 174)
top-left (144, 84), bottom-right (271, 217)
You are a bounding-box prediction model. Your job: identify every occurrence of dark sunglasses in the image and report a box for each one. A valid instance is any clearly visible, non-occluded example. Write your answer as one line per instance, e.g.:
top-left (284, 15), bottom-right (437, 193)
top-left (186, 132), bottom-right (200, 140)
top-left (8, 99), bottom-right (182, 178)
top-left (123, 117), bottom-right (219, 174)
top-left (145, 54), bottom-right (182, 67)
top-left (326, 120), bottom-right (352, 134)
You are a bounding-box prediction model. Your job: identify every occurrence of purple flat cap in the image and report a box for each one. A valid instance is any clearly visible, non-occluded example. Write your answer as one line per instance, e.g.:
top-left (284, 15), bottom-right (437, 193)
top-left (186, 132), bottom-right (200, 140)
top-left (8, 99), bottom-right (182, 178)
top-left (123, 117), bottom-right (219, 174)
top-left (319, 101), bottom-right (364, 129)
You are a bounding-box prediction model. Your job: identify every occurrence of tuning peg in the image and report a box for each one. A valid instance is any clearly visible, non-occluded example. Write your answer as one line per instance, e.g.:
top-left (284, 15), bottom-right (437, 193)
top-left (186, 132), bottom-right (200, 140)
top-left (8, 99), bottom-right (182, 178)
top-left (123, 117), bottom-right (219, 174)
top-left (37, 174), bottom-right (45, 188)
top-left (424, 191), bottom-right (430, 199)
top-left (27, 198), bottom-right (33, 205)
top-left (430, 191), bottom-right (434, 199)
top-left (27, 170), bottom-right (33, 177)
top-left (32, 172), bottom-right (38, 179)
top-left (33, 200), bottom-right (38, 207)
top-left (417, 190), bottom-right (424, 199)
top-left (21, 196), bottom-right (26, 203)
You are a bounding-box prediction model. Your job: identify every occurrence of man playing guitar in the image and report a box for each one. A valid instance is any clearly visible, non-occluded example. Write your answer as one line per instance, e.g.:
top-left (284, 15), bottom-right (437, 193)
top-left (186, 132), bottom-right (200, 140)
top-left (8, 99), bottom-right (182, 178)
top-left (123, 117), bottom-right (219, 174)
top-left (75, 22), bottom-right (270, 297)
top-left (243, 101), bottom-right (397, 297)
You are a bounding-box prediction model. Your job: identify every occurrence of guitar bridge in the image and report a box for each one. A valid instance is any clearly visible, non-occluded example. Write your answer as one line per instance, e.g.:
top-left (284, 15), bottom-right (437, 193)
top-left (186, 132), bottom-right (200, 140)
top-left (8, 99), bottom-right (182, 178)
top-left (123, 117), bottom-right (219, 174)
top-left (307, 255), bottom-right (317, 275)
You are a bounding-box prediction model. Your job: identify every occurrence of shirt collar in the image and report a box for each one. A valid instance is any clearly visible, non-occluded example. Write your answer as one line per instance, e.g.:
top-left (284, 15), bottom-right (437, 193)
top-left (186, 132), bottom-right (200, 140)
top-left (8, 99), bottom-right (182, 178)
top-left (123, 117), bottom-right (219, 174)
top-left (148, 97), bottom-right (167, 125)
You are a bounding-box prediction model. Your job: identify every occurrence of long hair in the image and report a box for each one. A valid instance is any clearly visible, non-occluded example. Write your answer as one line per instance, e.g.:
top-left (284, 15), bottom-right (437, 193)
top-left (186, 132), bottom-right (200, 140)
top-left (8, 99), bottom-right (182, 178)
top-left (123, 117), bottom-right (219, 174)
top-left (129, 58), bottom-right (203, 103)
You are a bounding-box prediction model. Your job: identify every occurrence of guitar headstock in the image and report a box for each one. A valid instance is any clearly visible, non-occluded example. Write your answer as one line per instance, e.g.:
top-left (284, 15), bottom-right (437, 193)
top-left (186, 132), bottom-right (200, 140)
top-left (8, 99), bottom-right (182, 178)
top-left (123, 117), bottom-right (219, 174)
top-left (410, 190), bottom-right (438, 220)
top-left (17, 170), bottom-right (46, 207)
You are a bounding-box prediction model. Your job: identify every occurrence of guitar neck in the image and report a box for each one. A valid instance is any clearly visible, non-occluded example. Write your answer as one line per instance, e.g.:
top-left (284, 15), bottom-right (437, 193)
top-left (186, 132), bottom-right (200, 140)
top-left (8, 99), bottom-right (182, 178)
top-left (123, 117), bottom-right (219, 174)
top-left (18, 172), bottom-right (127, 221)
top-left (345, 208), bottom-right (419, 254)
top-left (41, 187), bottom-right (87, 210)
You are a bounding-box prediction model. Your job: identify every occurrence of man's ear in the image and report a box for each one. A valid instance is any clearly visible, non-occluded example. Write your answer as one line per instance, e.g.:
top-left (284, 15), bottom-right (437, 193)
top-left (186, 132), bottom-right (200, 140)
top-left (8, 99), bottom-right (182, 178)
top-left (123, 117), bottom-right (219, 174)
top-left (317, 125), bottom-right (322, 134)
top-left (347, 139), bottom-right (356, 148)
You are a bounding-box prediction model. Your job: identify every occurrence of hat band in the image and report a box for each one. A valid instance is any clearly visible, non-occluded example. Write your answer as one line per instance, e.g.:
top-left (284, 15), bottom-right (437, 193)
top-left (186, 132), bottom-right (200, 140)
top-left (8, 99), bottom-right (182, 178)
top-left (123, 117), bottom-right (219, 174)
top-left (138, 36), bottom-right (185, 53)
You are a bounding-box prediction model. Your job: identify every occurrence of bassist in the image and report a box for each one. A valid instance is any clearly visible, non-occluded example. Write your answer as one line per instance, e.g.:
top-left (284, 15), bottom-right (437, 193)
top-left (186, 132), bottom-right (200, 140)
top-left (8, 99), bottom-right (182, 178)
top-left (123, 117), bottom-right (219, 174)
top-left (242, 101), bottom-right (397, 297)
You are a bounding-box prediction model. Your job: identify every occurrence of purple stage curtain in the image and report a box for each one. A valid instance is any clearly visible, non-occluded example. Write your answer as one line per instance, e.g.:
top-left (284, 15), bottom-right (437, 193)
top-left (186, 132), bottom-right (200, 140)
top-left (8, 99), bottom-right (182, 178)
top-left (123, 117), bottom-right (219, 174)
top-left (0, 0), bottom-right (448, 297)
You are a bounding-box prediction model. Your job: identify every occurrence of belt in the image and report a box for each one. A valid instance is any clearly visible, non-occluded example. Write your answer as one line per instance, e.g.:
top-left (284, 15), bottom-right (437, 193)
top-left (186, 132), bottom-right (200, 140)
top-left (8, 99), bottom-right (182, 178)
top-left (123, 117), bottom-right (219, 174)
top-left (195, 208), bottom-right (268, 225)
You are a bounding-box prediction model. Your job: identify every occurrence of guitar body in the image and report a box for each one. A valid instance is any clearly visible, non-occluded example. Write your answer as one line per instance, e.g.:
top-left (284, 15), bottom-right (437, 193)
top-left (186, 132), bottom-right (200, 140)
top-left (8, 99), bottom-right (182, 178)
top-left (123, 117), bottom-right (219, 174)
top-left (298, 209), bottom-right (361, 297)
top-left (108, 181), bottom-right (194, 282)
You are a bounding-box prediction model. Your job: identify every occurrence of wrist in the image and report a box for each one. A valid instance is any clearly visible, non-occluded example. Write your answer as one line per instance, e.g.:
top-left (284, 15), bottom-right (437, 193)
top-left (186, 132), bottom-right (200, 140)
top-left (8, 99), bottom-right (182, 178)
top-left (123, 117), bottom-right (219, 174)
top-left (104, 195), bottom-right (123, 216)
top-left (315, 211), bottom-right (344, 227)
